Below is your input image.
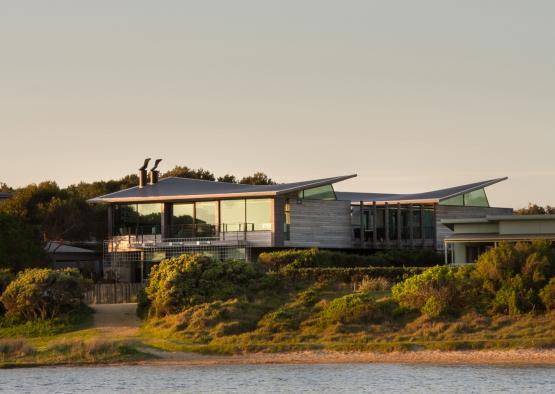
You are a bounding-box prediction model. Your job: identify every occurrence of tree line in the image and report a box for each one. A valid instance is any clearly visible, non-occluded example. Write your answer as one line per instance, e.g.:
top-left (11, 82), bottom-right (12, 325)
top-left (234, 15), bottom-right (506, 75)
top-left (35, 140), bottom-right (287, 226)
top-left (0, 166), bottom-right (274, 272)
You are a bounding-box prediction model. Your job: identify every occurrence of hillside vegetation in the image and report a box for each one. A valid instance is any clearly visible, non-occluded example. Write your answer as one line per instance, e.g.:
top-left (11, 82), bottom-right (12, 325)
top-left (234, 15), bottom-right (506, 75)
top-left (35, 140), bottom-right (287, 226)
top-left (140, 244), bottom-right (555, 353)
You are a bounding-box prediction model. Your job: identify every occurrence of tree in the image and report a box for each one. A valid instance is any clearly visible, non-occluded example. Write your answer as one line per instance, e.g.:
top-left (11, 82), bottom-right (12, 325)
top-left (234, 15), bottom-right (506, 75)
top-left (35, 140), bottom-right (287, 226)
top-left (515, 203), bottom-right (555, 215)
top-left (162, 166), bottom-right (215, 181)
top-left (0, 182), bottom-right (13, 192)
top-left (239, 172), bottom-right (275, 185)
top-left (217, 174), bottom-right (237, 183)
top-left (0, 268), bottom-right (90, 321)
top-left (0, 213), bottom-right (46, 272)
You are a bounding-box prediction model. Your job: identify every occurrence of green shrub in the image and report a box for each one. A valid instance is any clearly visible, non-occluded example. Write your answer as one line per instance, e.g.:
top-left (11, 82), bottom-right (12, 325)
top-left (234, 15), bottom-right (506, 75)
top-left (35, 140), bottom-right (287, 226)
top-left (258, 248), bottom-right (442, 271)
top-left (145, 254), bottom-right (267, 317)
top-left (355, 276), bottom-right (392, 292)
top-left (0, 268), bottom-right (91, 321)
top-left (281, 267), bottom-right (424, 283)
top-left (391, 265), bottom-right (479, 317)
top-left (473, 241), bottom-right (555, 313)
top-left (474, 241), bottom-right (555, 293)
top-left (540, 278), bottom-right (555, 311)
top-left (136, 288), bottom-right (151, 319)
top-left (319, 293), bottom-right (383, 324)
top-left (491, 275), bottom-right (535, 316)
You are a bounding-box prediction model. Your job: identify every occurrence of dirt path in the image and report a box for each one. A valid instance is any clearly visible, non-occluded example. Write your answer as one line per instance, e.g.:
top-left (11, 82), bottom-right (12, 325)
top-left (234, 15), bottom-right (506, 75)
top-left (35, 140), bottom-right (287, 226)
top-left (90, 303), bottom-right (141, 337)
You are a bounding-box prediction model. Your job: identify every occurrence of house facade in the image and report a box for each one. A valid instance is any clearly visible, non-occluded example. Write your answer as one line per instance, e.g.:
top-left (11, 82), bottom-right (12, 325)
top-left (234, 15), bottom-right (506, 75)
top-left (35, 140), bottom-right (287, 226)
top-left (89, 162), bottom-right (512, 281)
top-left (442, 215), bottom-right (555, 264)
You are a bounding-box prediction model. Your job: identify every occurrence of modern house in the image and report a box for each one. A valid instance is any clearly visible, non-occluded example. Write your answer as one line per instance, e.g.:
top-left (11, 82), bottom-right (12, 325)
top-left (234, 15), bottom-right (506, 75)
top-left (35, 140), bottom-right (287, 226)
top-left (442, 215), bottom-right (555, 264)
top-left (89, 160), bottom-right (512, 281)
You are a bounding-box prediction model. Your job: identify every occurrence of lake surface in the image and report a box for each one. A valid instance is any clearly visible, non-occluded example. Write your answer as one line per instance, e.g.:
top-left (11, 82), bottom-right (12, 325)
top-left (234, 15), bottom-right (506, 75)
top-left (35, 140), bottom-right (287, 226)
top-left (0, 363), bottom-right (553, 393)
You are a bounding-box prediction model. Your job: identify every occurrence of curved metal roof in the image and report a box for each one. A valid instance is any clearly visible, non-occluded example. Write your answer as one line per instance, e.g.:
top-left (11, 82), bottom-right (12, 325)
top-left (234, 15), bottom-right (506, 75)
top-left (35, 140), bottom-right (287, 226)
top-left (335, 177), bottom-right (507, 204)
top-left (88, 174), bottom-right (357, 203)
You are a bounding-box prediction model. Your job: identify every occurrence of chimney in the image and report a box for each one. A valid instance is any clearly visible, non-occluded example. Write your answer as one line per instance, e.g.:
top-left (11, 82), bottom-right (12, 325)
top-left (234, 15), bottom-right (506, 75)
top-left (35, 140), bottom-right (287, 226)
top-left (148, 159), bottom-right (162, 184)
top-left (138, 158), bottom-right (151, 188)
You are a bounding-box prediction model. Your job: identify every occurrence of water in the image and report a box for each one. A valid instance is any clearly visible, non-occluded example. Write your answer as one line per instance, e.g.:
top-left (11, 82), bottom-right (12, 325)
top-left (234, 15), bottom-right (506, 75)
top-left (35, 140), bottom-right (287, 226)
top-left (0, 364), bottom-right (553, 393)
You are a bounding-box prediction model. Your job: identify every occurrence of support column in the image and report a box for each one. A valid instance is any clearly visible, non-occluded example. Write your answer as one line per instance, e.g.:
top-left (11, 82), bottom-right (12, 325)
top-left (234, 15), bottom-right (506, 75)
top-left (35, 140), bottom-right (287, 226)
top-left (161, 203), bottom-right (172, 239)
top-left (372, 201), bottom-right (378, 248)
top-left (409, 204), bottom-right (414, 248)
top-left (420, 204), bottom-right (425, 247)
top-left (432, 203), bottom-right (438, 250)
top-left (107, 205), bottom-right (113, 238)
top-left (384, 202), bottom-right (390, 248)
top-left (396, 203), bottom-right (402, 248)
top-left (359, 201), bottom-right (364, 247)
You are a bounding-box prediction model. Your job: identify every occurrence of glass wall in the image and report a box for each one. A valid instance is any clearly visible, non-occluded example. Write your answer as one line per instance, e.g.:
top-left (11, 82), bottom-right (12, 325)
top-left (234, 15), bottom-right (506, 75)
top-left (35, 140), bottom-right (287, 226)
top-left (220, 199), bottom-right (246, 231)
top-left (298, 184), bottom-right (336, 200)
top-left (171, 201), bottom-right (217, 237)
top-left (220, 198), bottom-right (273, 231)
top-left (439, 188), bottom-right (489, 207)
top-left (195, 201), bottom-right (217, 236)
top-left (112, 203), bottom-right (161, 235)
top-left (464, 189), bottom-right (489, 207)
top-left (246, 199), bottom-right (272, 230)
top-left (172, 203), bottom-right (194, 237)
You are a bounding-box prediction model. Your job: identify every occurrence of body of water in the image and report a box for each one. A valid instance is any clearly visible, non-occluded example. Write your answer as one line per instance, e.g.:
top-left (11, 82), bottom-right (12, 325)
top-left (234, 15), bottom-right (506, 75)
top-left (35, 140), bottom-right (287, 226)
top-left (0, 363), bottom-right (553, 393)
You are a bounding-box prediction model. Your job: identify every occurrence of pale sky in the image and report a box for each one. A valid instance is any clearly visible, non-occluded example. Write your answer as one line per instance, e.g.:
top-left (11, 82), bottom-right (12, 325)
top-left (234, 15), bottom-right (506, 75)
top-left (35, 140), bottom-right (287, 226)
top-left (1, 1), bottom-right (554, 208)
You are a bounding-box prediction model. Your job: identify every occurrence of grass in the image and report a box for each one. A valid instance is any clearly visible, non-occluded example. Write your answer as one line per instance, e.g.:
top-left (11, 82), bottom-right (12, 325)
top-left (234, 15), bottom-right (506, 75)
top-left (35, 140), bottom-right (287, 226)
top-left (0, 305), bottom-right (93, 338)
top-left (140, 279), bottom-right (555, 355)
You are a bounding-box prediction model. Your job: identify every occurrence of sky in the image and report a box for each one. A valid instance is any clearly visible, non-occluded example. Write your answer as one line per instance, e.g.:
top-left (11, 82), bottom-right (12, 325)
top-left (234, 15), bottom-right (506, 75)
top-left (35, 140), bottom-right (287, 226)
top-left (0, 1), bottom-right (554, 208)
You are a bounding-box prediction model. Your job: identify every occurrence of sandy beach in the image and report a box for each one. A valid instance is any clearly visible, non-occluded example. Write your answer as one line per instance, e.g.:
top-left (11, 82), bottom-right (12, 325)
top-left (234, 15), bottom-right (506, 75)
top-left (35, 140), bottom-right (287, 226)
top-left (132, 348), bottom-right (555, 366)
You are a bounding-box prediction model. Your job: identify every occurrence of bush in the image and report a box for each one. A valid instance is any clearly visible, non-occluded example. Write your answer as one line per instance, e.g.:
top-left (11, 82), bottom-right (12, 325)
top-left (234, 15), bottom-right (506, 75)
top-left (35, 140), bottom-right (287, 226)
top-left (280, 267), bottom-right (424, 283)
top-left (319, 293), bottom-right (384, 324)
top-left (0, 268), bottom-right (91, 321)
top-left (540, 278), bottom-right (555, 311)
top-left (473, 241), bottom-right (555, 314)
top-left (258, 248), bottom-right (442, 271)
top-left (391, 265), bottom-right (479, 317)
top-left (145, 254), bottom-right (267, 317)
top-left (355, 276), bottom-right (392, 292)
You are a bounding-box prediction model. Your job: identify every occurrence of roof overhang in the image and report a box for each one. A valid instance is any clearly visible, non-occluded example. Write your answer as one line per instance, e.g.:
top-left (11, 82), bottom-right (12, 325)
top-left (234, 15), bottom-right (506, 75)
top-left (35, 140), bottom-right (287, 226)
top-left (87, 174), bottom-right (357, 204)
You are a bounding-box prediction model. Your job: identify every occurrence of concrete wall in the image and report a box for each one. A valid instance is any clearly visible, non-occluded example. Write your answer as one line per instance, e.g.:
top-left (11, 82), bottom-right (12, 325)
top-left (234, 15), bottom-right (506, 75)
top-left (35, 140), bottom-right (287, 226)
top-left (499, 220), bottom-right (555, 235)
top-left (436, 205), bottom-right (513, 250)
top-left (452, 223), bottom-right (499, 234)
top-left (285, 199), bottom-right (352, 248)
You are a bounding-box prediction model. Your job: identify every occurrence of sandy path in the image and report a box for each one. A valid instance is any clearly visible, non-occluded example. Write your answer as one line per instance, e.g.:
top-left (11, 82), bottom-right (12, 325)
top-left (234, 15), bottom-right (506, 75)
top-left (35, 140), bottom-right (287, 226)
top-left (90, 303), bottom-right (141, 336)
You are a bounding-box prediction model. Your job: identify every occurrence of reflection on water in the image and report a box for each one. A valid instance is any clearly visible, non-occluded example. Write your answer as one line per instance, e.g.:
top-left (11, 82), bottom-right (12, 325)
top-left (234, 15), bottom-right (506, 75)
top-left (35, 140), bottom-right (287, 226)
top-left (0, 363), bottom-right (553, 393)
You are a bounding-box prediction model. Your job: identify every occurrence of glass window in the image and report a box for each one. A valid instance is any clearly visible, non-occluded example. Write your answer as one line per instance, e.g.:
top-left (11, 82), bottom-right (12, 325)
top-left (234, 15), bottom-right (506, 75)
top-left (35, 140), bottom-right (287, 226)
top-left (137, 203), bottom-right (161, 234)
top-left (195, 201), bottom-right (217, 237)
top-left (439, 195), bottom-right (464, 206)
top-left (113, 204), bottom-right (138, 235)
top-left (464, 189), bottom-right (489, 207)
top-left (246, 199), bottom-right (272, 231)
top-left (299, 184), bottom-right (336, 200)
top-left (195, 201), bottom-right (216, 225)
top-left (284, 199), bottom-right (291, 240)
top-left (172, 203), bottom-right (194, 237)
top-left (220, 199), bottom-right (245, 231)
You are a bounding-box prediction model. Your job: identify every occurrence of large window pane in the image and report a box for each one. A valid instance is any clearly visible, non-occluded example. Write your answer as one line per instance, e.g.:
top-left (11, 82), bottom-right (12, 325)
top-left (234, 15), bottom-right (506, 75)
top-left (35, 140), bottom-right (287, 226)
top-left (137, 203), bottom-right (161, 234)
top-left (195, 201), bottom-right (217, 236)
top-left (113, 204), bottom-right (138, 235)
top-left (464, 189), bottom-right (489, 207)
top-left (172, 203), bottom-right (194, 237)
top-left (299, 184), bottom-right (336, 200)
top-left (246, 199), bottom-right (272, 231)
top-left (220, 199), bottom-right (245, 231)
